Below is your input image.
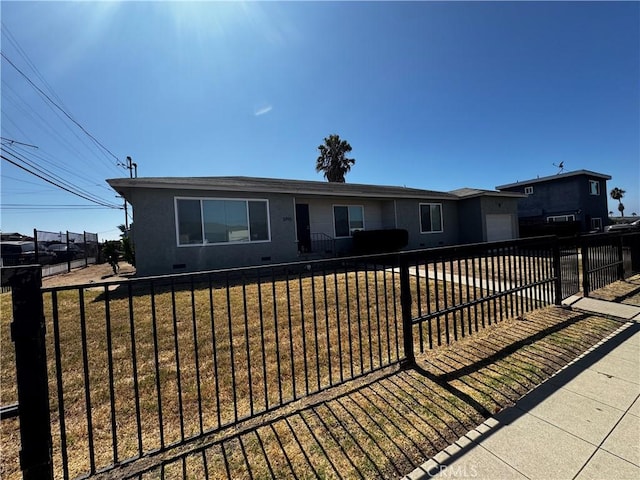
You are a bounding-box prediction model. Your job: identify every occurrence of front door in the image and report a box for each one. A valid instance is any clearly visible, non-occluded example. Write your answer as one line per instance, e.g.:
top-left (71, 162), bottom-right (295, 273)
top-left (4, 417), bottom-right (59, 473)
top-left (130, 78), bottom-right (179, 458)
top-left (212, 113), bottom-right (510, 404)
top-left (295, 204), bottom-right (311, 253)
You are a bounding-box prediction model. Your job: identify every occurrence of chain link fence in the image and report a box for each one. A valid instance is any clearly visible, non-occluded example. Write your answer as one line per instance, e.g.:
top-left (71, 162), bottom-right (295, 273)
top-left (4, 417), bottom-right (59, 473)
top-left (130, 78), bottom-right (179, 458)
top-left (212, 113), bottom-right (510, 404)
top-left (36, 230), bottom-right (100, 276)
top-left (0, 229), bottom-right (101, 277)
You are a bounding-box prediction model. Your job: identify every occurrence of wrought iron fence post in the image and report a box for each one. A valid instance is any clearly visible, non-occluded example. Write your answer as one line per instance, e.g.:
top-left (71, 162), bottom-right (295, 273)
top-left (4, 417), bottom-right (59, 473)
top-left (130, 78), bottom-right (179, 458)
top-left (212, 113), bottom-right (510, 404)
top-left (581, 239), bottom-right (591, 297)
top-left (552, 238), bottom-right (562, 305)
top-left (84, 231), bottom-right (89, 267)
top-left (399, 256), bottom-right (415, 366)
top-left (33, 228), bottom-right (39, 265)
top-left (631, 232), bottom-right (640, 273)
top-left (616, 234), bottom-right (624, 280)
top-left (2, 266), bottom-right (54, 480)
top-left (66, 230), bottom-right (71, 273)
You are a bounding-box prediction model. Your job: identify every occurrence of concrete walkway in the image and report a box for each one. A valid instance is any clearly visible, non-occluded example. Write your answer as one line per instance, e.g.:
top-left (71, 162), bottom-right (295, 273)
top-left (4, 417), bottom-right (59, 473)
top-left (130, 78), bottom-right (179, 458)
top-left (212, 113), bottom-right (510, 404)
top-left (404, 299), bottom-right (640, 480)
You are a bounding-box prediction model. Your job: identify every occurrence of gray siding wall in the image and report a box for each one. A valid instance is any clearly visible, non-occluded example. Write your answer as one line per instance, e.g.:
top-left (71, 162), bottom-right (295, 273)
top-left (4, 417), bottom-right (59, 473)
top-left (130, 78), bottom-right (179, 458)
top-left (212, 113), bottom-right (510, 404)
top-left (131, 188), bottom-right (298, 276)
top-left (513, 177), bottom-right (582, 218)
top-left (578, 178), bottom-right (609, 229)
top-left (298, 197), bottom-right (390, 237)
top-left (395, 199), bottom-right (459, 249)
top-left (297, 197), bottom-right (392, 255)
top-left (502, 174), bottom-right (608, 231)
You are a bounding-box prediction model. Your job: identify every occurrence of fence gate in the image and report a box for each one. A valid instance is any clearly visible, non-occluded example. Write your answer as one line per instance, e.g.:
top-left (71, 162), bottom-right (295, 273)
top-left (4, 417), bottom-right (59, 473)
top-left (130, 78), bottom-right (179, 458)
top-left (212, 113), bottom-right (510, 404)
top-left (558, 239), bottom-right (580, 299)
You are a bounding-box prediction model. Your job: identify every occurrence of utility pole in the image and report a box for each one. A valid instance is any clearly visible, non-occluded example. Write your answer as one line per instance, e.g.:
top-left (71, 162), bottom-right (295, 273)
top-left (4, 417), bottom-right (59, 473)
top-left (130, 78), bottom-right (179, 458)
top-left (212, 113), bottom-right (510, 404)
top-left (116, 196), bottom-right (129, 231)
top-left (123, 199), bottom-right (129, 230)
top-left (120, 155), bottom-right (137, 233)
top-left (126, 156), bottom-right (137, 179)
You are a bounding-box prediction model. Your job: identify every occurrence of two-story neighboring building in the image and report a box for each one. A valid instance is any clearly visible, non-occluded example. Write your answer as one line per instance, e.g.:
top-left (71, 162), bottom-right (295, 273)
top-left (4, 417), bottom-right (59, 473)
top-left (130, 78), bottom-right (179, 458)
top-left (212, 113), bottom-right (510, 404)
top-left (496, 170), bottom-right (611, 235)
top-left (108, 176), bottom-right (523, 276)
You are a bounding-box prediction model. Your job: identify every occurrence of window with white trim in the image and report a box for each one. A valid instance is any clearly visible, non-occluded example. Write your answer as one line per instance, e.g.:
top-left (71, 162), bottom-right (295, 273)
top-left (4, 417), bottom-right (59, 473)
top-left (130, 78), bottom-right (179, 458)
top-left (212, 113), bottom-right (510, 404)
top-left (547, 215), bottom-right (575, 223)
top-left (589, 180), bottom-right (600, 195)
top-left (420, 203), bottom-right (443, 233)
top-left (333, 205), bottom-right (364, 237)
top-left (176, 198), bottom-right (270, 246)
top-left (591, 218), bottom-right (602, 231)
top-left (524, 186), bottom-right (534, 195)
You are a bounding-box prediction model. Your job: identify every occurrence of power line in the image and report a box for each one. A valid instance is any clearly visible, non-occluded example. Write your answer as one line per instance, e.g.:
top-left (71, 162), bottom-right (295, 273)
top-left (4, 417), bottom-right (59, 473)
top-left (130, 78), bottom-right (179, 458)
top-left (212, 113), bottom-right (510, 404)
top-left (1, 29), bottom-right (133, 223)
top-left (2, 78), bottom-right (123, 179)
top-left (1, 51), bottom-right (124, 171)
top-left (1, 22), bottom-right (69, 111)
top-left (2, 204), bottom-right (115, 210)
top-left (7, 142), bottom-right (115, 195)
top-left (0, 136), bottom-right (38, 148)
top-left (2, 144), bottom-right (117, 206)
top-left (1, 152), bottom-right (122, 209)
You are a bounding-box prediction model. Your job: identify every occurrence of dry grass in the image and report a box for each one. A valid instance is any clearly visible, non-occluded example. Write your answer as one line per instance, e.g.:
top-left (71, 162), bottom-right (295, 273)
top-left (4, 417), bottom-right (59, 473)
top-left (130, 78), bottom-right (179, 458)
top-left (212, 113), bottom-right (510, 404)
top-left (2, 269), bottom-right (404, 479)
top-left (95, 307), bottom-right (620, 479)
top-left (0, 269), bottom-right (630, 479)
top-left (588, 276), bottom-right (640, 305)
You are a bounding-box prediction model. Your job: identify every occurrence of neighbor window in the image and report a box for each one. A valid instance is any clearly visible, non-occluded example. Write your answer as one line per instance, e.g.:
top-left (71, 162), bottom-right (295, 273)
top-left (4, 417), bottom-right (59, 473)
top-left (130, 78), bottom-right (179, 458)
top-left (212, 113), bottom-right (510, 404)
top-left (591, 218), bottom-right (602, 231)
top-left (333, 205), bottom-right (364, 237)
top-left (524, 186), bottom-right (534, 195)
top-left (420, 203), bottom-right (443, 233)
top-left (547, 215), bottom-right (575, 223)
top-left (176, 198), bottom-right (270, 246)
top-left (589, 180), bottom-right (600, 195)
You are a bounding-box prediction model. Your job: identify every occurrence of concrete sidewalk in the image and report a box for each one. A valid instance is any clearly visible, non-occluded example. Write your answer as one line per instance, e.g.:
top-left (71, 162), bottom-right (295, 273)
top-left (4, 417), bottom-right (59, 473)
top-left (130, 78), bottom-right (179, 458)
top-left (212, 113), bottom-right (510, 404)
top-left (404, 300), bottom-right (640, 480)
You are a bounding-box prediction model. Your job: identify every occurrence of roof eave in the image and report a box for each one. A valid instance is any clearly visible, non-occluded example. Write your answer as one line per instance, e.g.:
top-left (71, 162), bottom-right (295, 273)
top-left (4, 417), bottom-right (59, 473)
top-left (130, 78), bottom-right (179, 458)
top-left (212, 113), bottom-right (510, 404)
top-left (496, 170), bottom-right (612, 190)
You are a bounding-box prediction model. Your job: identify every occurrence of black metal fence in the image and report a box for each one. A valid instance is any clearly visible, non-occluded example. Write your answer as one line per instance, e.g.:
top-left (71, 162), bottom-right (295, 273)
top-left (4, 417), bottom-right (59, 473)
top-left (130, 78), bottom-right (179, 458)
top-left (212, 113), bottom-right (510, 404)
top-left (401, 237), bottom-right (560, 353)
top-left (581, 232), bottom-right (639, 296)
top-left (309, 232), bottom-right (336, 255)
top-left (2, 232), bottom-right (639, 479)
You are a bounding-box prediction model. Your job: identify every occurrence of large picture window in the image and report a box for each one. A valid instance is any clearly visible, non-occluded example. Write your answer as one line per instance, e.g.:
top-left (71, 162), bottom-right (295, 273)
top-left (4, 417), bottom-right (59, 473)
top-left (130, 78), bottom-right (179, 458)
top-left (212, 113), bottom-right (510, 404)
top-left (420, 203), bottom-right (443, 233)
top-left (176, 198), bottom-right (270, 246)
top-left (333, 205), bottom-right (364, 237)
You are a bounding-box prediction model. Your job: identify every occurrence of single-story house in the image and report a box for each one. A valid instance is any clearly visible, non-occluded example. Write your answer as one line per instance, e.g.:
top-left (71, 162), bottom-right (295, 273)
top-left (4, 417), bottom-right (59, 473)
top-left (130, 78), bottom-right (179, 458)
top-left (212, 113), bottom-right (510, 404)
top-left (496, 170), bottom-right (611, 234)
top-left (107, 176), bottom-right (524, 276)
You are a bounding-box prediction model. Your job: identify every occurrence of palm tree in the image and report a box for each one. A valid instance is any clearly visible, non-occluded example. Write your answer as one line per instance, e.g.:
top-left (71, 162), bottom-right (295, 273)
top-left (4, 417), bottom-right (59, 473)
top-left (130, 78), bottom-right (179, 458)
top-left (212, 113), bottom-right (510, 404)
top-left (610, 187), bottom-right (626, 217)
top-left (316, 134), bottom-right (355, 183)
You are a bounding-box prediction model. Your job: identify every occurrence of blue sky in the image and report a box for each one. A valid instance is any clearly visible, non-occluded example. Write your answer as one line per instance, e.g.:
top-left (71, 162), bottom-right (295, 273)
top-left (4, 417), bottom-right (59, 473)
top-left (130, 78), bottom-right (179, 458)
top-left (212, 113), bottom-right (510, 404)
top-left (1, 1), bottom-right (638, 240)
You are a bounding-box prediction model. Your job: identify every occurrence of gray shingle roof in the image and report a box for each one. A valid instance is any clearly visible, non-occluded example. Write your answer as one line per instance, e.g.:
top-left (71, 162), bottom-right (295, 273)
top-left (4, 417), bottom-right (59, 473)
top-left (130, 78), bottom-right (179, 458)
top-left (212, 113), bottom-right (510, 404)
top-left (449, 187), bottom-right (525, 199)
top-left (107, 176), bottom-right (459, 200)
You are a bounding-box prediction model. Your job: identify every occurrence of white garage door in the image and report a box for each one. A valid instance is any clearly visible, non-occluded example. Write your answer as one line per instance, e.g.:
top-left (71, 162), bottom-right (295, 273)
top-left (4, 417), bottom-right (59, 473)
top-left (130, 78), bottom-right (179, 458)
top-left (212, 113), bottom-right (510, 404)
top-left (486, 214), bottom-right (514, 242)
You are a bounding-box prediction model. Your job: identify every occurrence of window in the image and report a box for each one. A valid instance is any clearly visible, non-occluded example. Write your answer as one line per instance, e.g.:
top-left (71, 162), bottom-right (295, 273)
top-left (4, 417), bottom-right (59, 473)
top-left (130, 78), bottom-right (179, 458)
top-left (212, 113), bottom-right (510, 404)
top-left (591, 218), bottom-right (602, 231)
top-left (589, 180), bottom-right (600, 195)
top-left (524, 186), bottom-right (534, 195)
top-left (333, 205), bottom-right (364, 237)
top-left (176, 198), bottom-right (270, 246)
top-left (547, 215), bottom-right (575, 223)
top-left (177, 199), bottom-right (203, 245)
top-left (420, 203), bottom-right (443, 233)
